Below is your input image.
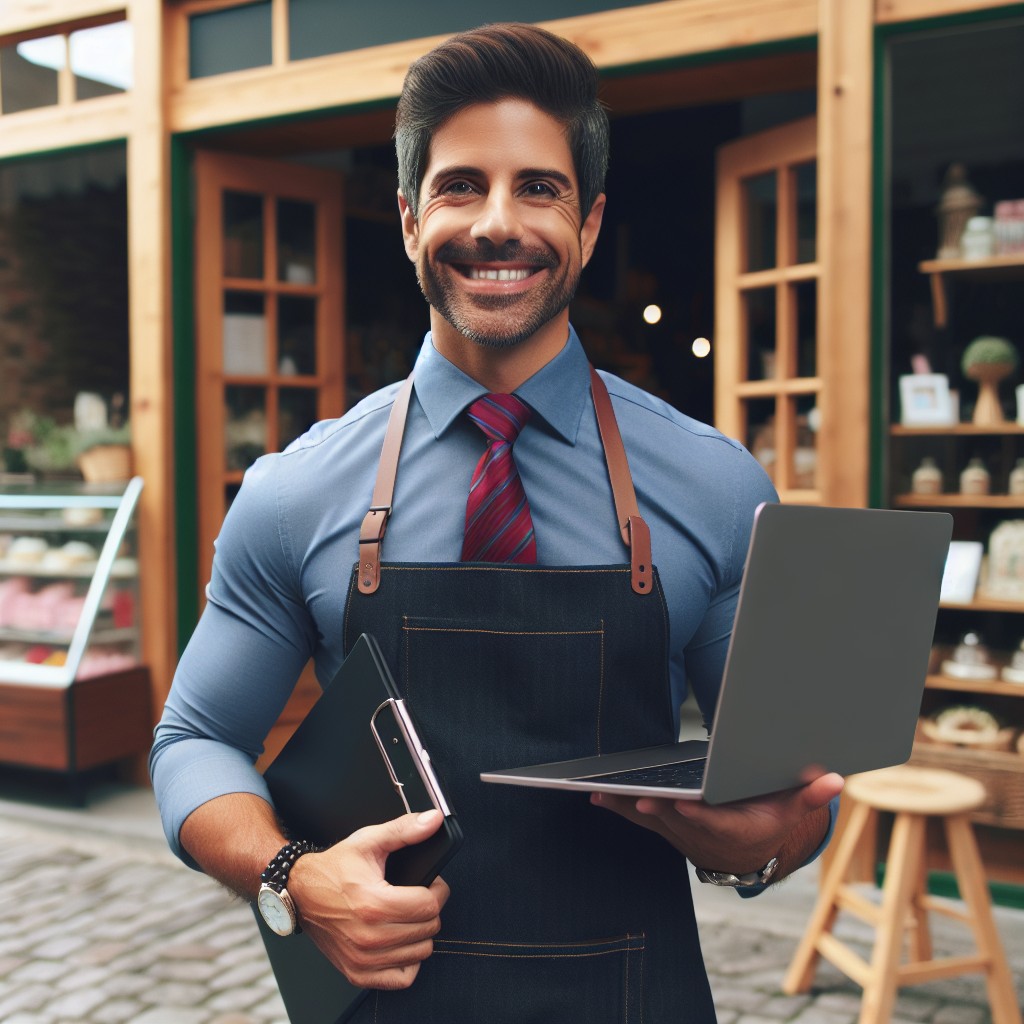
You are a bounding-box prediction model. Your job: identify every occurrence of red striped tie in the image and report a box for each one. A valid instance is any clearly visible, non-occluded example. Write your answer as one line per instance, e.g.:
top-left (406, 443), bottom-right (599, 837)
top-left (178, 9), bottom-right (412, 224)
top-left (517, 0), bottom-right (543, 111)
top-left (461, 394), bottom-right (537, 564)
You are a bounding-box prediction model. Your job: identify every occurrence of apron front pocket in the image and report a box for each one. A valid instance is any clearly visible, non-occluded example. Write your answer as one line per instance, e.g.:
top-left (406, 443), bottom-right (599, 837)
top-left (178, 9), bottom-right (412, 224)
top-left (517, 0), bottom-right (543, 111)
top-left (368, 933), bottom-right (646, 1024)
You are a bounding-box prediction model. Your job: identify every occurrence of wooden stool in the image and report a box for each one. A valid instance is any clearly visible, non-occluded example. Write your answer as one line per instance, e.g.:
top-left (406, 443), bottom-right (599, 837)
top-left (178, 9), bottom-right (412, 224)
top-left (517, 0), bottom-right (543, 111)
top-left (782, 765), bottom-right (1021, 1024)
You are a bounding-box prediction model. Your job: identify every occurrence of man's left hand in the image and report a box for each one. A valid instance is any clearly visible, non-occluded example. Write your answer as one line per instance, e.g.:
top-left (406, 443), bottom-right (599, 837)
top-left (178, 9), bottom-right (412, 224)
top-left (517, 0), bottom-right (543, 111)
top-left (590, 772), bottom-right (844, 883)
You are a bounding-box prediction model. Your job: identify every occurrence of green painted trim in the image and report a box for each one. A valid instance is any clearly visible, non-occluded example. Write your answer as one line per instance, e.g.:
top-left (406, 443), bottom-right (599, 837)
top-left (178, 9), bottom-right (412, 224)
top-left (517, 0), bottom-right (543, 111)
top-left (868, 26), bottom-right (890, 511)
top-left (170, 136), bottom-right (199, 653)
top-left (876, 864), bottom-right (1024, 910)
top-left (875, 2), bottom-right (1024, 40)
top-left (0, 138), bottom-right (126, 166)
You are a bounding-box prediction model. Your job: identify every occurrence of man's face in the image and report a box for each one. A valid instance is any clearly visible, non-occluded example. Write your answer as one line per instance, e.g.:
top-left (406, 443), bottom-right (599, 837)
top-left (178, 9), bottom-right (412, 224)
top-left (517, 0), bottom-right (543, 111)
top-left (400, 99), bottom-right (605, 352)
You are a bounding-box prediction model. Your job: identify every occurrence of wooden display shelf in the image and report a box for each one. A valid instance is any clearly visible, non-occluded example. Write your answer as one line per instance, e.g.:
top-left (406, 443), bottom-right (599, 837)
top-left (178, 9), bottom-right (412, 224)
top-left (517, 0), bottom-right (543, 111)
top-left (940, 597), bottom-right (1024, 613)
top-left (918, 253), bottom-right (1024, 327)
top-left (890, 423), bottom-right (1024, 436)
top-left (926, 673), bottom-right (1024, 697)
top-left (0, 667), bottom-right (152, 774)
top-left (893, 493), bottom-right (1024, 508)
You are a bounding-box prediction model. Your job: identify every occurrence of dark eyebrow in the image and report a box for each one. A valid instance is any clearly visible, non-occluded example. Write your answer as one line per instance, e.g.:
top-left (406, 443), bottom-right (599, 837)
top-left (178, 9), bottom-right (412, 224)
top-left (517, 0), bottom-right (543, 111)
top-left (424, 165), bottom-right (575, 193)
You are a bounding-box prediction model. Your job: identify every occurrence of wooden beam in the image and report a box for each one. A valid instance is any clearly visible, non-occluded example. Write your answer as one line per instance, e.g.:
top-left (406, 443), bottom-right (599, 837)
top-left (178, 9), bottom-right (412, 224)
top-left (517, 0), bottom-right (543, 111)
top-left (816, 0), bottom-right (873, 507)
top-left (126, 0), bottom-right (177, 718)
top-left (0, 93), bottom-right (129, 159)
top-left (168, 0), bottom-right (818, 134)
top-left (876, 0), bottom-right (1023, 24)
top-left (0, 1), bottom-right (124, 39)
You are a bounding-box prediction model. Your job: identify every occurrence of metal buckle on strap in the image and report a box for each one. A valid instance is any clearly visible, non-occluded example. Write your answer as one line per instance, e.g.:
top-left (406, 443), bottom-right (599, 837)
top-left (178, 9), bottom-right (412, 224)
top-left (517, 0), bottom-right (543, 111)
top-left (358, 507), bottom-right (391, 594)
top-left (626, 515), bottom-right (653, 596)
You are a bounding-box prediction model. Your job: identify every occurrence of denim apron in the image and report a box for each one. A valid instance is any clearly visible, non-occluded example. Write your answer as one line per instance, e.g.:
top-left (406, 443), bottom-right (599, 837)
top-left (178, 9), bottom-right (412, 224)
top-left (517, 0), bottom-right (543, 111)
top-left (344, 371), bottom-right (716, 1023)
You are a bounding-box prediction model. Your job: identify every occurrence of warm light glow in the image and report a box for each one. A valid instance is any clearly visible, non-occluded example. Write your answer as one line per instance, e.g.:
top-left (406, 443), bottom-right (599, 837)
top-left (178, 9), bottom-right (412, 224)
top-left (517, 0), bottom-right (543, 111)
top-left (642, 304), bottom-right (662, 325)
top-left (692, 337), bottom-right (711, 358)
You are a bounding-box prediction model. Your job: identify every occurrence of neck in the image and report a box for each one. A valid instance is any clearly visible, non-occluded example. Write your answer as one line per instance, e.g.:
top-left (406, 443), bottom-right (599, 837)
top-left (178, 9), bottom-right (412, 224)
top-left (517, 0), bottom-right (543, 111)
top-left (429, 311), bottom-right (569, 393)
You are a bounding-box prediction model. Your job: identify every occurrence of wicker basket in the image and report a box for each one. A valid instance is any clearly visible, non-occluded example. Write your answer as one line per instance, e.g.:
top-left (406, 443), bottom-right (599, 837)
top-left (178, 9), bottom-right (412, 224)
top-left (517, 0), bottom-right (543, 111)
top-left (910, 740), bottom-right (1024, 829)
top-left (77, 444), bottom-right (132, 483)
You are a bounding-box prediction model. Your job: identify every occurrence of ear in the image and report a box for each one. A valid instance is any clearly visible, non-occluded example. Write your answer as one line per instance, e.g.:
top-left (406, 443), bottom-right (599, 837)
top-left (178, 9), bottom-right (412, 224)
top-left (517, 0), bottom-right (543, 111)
top-left (398, 190), bottom-right (420, 262)
top-left (579, 193), bottom-right (606, 268)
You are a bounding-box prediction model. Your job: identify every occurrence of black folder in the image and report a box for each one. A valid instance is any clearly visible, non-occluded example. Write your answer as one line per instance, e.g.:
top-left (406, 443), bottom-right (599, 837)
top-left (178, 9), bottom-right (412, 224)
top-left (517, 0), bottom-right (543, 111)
top-left (253, 633), bottom-right (463, 1024)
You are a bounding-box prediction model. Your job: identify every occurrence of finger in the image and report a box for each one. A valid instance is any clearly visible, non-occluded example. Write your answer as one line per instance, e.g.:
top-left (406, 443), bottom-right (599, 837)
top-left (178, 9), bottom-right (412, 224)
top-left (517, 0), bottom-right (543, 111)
top-left (799, 772), bottom-right (844, 810)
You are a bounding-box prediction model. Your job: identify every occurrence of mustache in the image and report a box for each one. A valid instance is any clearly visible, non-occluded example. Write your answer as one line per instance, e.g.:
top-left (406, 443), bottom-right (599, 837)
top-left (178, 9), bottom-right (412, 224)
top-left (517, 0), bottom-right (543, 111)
top-left (435, 239), bottom-right (557, 268)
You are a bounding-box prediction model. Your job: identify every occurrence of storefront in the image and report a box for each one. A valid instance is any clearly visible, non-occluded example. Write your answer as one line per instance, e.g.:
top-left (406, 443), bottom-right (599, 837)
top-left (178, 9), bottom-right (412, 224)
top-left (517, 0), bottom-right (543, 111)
top-left (0, 0), bottom-right (1021, 891)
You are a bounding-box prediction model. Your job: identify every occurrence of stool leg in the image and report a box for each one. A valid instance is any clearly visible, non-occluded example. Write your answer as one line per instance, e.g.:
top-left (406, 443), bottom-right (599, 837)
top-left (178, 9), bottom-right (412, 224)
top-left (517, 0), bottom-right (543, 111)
top-left (782, 800), bottom-right (871, 995)
top-left (944, 815), bottom-right (1023, 1024)
top-left (908, 855), bottom-right (932, 963)
top-left (859, 812), bottom-right (925, 1024)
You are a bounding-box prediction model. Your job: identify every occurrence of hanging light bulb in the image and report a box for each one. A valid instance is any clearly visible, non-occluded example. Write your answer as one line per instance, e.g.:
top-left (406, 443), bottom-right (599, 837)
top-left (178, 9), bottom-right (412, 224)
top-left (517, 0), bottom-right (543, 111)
top-left (692, 337), bottom-right (711, 358)
top-left (642, 304), bottom-right (662, 325)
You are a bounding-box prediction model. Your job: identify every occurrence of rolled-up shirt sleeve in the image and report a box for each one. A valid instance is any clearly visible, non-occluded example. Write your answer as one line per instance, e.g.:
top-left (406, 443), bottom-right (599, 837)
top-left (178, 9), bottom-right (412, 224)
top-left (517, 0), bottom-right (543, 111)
top-left (150, 454), bottom-right (315, 867)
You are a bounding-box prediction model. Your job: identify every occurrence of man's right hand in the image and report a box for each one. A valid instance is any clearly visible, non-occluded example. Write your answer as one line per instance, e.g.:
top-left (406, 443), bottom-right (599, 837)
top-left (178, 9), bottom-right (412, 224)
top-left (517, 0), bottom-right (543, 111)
top-left (288, 809), bottom-right (450, 990)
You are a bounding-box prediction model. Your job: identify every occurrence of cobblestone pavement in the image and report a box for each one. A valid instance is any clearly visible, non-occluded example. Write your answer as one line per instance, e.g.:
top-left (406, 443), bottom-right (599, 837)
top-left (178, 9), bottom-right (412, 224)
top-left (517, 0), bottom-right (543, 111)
top-left (1, 781), bottom-right (1022, 1024)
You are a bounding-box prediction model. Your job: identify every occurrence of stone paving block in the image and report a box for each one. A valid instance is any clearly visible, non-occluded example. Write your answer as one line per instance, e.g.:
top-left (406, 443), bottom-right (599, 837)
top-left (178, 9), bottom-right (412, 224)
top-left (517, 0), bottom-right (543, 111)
top-left (144, 979), bottom-right (211, 1006)
top-left (211, 959), bottom-right (274, 991)
top-left (208, 985), bottom-right (271, 1013)
top-left (2, 1014), bottom-right (57, 1024)
top-left (758, 992), bottom-right (815, 1018)
top-left (67, 941), bottom-right (132, 966)
top-left (790, 1005), bottom-right (858, 1024)
top-left (132, 1007), bottom-right (212, 1024)
top-left (709, 985), bottom-right (772, 1013)
top-left (149, 958), bottom-right (221, 983)
top-left (95, 972), bottom-right (151, 999)
top-left (40, 985), bottom-right (108, 1019)
top-left (163, 942), bottom-right (223, 961)
top-left (932, 1004), bottom-right (990, 1024)
top-left (892, 992), bottom-right (943, 1020)
top-left (89, 997), bottom-right (146, 1024)
top-left (27, 934), bottom-right (90, 959)
top-left (0, 982), bottom-right (56, 1016)
top-left (805, 991), bottom-right (865, 1017)
top-left (209, 1014), bottom-right (260, 1024)
top-left (54, 965), bottom-right (112, 992)
top-left (9, 961), bottom-right (66, 984)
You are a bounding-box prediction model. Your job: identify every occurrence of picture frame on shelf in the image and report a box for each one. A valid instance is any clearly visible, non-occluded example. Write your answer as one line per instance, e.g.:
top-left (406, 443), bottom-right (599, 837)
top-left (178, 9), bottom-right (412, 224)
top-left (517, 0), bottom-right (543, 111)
top-left (899, 373), bottom-right (957, 426)
top-left (940, 540), bottom-right (984, 603)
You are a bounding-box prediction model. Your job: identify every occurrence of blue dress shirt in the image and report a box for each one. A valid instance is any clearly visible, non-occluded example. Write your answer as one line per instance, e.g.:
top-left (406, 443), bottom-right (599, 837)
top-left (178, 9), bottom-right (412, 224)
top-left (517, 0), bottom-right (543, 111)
top-left (151, 328), bottom-right (833, 872)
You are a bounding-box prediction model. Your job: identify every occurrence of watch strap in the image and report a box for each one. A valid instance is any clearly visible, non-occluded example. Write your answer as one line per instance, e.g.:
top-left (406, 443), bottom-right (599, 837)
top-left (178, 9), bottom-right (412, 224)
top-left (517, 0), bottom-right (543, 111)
top-left (695, 856), bottom-right (779, 888)
top-left (260, 839), bottom-right (321, 933)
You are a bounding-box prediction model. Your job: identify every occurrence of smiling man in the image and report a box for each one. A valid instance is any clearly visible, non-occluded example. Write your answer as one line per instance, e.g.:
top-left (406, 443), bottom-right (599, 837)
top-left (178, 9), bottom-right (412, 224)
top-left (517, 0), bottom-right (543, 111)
top-left (151, 23), bottom-right (842, 1023)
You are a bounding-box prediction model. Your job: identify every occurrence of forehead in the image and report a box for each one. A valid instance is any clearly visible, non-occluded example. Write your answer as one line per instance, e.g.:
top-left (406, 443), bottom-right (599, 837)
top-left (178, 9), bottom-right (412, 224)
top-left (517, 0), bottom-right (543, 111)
top-left (423, 98), bottom-right (577, 184)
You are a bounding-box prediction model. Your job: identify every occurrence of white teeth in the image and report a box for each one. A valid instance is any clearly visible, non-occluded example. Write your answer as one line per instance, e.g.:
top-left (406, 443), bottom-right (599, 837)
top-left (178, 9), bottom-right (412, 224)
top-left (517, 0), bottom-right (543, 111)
top-left (468, 267), bottom-right (532, 281)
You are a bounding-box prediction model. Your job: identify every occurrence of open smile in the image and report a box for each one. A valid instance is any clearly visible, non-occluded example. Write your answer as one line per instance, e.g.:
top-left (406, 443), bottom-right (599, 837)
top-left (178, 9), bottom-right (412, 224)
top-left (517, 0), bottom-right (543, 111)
top-left (455, 264), bottom-right (540, 282)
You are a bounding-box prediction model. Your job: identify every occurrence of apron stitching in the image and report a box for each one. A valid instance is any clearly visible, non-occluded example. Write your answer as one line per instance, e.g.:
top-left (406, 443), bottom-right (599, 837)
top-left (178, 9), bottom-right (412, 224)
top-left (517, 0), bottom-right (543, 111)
top-left (403, 626), bottom-right (602, 637)
top-left (402, 614), bottom-right (411, 699)
top-left (624, 933), bottom-right (630, 1024)
top-left (638, 934), bottom-right (646, 1024)
top-left (597, 619), bottom-right (605, 756)
top-left (343, 569), bottom-right (359, 653)
top-left (436, 936), bottom-right (643, 950)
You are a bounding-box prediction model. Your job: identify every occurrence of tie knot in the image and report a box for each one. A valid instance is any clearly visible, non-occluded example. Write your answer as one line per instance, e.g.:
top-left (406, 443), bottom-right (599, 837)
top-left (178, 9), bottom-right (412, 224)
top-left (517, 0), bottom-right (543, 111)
top-left (467, 393), bottom-right (531, 445)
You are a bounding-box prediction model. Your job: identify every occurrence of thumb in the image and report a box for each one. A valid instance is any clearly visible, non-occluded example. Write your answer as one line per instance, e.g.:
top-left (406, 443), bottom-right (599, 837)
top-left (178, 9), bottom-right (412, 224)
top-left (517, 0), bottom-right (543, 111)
top-left (350, 809), bottom-right (444, 861)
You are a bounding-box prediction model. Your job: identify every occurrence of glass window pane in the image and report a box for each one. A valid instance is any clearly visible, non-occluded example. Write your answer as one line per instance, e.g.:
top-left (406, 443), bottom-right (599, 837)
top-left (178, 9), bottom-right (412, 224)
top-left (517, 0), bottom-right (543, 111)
top-left (745, 398), bottom-right (777, 484)
top-left (189, 1), bottom-right (272, 80)
top-left (795, 279), bottom-right (817, 378)
top-left (278, 199), bottom-right (317, 283)
top-left (225, 386), bottom-right (267, 470)
top-left (223, 292), bottom-right (267, 375)
top-left (744, 288), bottom-right (776, 381)
top-left (790, 395), bottom-right (819, 490)
top-left (71, 22), bottom-right (132, 99)
top-left (1, 38), bottom-right (61, 114)
top-left (279, 388), bottom-right (318, 450)
top-left (744, 171), bottom-right (777, 272)
top-left (224, 191), bottom-right (264, 279)
top-left (0, 146), bottom-right (129, 474)
top-left (278, 296), bottom-right (317, 376)
top-left (794, 161), bottom-right (816, 264)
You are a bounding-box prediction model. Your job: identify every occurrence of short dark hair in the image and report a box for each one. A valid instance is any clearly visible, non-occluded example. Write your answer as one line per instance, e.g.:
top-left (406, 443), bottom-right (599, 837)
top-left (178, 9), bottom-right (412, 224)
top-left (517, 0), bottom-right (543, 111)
top-left (395, 23), bottom-right (609, 220)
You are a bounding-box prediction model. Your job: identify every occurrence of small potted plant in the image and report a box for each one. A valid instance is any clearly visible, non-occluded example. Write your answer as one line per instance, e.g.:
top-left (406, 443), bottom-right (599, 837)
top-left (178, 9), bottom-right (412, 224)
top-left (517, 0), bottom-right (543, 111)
top-left (961, 335), bottom-right (1019, 425)
top-left (74, 423), bottom-right (133, 482)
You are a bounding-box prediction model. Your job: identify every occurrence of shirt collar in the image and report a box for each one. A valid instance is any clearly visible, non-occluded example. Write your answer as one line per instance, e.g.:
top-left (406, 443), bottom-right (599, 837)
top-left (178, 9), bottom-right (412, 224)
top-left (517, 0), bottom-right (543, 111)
top-left (412, 326), bottom-right (592, 445)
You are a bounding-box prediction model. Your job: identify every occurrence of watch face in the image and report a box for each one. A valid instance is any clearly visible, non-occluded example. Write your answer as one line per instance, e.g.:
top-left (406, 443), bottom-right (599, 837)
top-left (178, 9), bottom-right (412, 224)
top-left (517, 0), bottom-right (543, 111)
top-left (257, 886), bottom-right (296, 936)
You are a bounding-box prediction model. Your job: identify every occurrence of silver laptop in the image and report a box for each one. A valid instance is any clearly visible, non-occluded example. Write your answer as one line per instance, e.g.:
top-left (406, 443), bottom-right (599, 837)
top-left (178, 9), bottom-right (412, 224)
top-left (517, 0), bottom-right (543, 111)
top-left (481, 503), bottom-right (953, 804)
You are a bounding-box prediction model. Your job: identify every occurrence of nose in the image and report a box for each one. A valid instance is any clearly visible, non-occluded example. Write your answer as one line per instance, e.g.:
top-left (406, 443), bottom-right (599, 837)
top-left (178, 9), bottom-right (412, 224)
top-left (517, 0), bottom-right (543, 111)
top-left (469, 188), bottom-right (523, 247)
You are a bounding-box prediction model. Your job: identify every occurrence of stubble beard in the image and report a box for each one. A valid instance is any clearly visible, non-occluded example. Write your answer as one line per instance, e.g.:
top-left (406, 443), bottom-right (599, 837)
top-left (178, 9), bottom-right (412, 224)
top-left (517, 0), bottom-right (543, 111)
top-left (417, 241), bottom-right (581, 350)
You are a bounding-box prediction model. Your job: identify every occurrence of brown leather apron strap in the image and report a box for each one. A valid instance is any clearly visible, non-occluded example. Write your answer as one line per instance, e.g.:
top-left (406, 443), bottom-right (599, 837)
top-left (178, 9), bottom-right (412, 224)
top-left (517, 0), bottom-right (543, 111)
top-left (358, 367), bottom-right (653, 596)
top-left (589, 367), bottom-right (653, 596)
top-left (358, 373), bottom-right (415, 595)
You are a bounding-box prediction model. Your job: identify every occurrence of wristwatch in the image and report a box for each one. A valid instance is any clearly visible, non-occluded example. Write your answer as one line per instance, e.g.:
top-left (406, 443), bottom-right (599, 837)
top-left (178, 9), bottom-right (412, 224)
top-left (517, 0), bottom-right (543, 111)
top-left (256, 839), bottom-right (320, 936)
top-left (694, 856), bottom-right (779, 888)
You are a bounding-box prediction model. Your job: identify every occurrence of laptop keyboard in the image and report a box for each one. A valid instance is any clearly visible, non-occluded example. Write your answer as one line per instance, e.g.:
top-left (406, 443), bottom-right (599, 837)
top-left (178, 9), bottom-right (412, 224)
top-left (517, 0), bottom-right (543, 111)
top-left (585, 758), bottom-right (707, 789)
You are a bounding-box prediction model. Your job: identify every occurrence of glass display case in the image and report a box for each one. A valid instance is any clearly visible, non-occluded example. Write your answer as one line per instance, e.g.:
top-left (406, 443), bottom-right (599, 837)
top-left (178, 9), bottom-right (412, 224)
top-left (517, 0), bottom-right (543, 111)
top-left (0, 477), bottom-right (151, 787)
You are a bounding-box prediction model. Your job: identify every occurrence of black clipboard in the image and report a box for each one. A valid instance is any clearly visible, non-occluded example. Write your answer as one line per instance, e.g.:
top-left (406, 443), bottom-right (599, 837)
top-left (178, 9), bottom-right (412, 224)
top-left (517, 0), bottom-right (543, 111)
top-left (254, 633), bottom-right (463, 1024)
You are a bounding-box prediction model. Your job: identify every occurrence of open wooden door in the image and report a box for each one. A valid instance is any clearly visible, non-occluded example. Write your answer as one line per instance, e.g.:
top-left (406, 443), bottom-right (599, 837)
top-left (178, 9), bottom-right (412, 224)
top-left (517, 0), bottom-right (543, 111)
top-left (715, 116), bottom-right (821, 503)
top-left (194, 151), bottom-right (344, 762)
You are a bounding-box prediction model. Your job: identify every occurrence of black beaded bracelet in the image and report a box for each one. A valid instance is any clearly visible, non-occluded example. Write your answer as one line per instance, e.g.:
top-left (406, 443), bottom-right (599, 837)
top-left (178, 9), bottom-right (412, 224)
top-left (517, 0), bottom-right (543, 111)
top-left (261, 839), bottom-right (321, 890)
